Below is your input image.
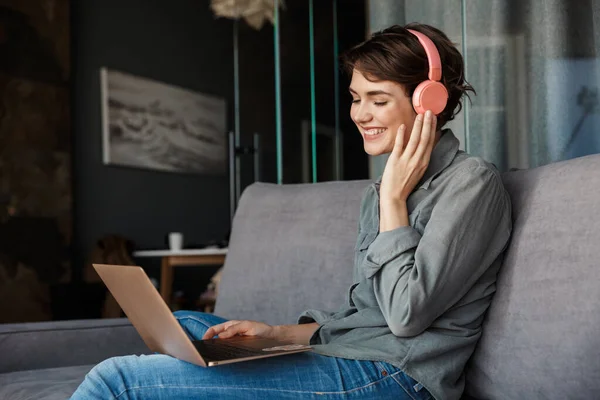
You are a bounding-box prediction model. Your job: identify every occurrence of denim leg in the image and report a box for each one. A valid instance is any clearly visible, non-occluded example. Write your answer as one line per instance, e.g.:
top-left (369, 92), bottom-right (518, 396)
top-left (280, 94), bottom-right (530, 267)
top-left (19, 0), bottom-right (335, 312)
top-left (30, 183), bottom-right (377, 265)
top-left (173, 310), bottom-right (228, 340)
top-left (71, 353), bottom-right (417, 399)
top-left (70, 310), bottom-right (422, 399)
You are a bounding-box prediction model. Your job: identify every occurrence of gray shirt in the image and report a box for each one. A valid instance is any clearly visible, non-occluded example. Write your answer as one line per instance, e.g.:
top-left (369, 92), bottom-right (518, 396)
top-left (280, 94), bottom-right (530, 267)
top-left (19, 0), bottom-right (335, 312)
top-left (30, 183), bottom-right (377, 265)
top-left (298, 129), bottom-right (512, 400)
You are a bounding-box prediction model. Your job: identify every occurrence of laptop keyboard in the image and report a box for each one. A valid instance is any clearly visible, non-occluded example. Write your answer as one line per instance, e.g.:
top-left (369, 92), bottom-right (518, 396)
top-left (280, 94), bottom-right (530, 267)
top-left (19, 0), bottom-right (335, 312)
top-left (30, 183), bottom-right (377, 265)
top-left (194, 341), bottom-right (264, 361)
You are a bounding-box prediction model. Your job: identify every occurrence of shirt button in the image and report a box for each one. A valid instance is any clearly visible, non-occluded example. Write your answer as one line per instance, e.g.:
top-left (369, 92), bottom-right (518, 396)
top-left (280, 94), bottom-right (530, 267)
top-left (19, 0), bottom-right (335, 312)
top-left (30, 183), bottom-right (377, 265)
top-left (381, 370), bottom-right (388, 376)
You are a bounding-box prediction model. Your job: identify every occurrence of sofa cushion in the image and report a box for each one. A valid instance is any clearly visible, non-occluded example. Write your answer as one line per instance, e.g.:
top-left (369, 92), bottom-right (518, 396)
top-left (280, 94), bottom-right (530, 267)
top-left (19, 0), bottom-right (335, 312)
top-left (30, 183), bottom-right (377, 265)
top-left (0, 364), bottom-right (92, 400)
top-left (214, 180), bottom-right (370, 325)
top-left (465, 154), bottom-right (600, 399)
top-left (0, 318), bottom-right (148, 373)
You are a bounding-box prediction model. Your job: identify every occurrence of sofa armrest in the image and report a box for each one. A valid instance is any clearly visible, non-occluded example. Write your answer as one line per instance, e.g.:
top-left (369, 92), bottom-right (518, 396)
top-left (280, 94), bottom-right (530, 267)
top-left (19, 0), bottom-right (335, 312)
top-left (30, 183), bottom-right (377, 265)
top-left (0, 318), bottom-right (149, 373)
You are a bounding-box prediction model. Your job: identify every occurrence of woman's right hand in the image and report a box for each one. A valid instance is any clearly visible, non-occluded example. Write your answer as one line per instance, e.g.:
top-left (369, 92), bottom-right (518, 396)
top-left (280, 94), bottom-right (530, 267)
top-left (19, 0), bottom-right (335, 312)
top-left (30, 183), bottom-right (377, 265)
top-left (202, 320), bottom-right (275, 340)
top-left (379, 110), bottom-right (437, 204)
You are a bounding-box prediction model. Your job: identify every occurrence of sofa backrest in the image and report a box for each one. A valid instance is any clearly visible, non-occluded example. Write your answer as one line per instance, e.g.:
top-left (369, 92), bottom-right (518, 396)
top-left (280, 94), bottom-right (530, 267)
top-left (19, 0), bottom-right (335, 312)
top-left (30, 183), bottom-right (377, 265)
top-left (214, 180), bottom-right (369, 325)
top-left (465, 154), bottom-right (600, 399)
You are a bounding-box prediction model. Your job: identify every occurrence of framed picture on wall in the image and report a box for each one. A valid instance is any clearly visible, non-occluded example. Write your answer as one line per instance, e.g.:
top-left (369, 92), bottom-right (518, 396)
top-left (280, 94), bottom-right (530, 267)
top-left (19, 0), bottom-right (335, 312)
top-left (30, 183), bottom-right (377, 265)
top-left (100, 67), bottom-right (227, 175)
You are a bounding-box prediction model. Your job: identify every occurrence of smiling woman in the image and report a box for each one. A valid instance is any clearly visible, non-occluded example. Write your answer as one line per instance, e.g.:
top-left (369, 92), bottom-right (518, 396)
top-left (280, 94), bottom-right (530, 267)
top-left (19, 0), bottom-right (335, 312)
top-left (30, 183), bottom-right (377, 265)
top-left (71, 23), bottom-right (511, 400)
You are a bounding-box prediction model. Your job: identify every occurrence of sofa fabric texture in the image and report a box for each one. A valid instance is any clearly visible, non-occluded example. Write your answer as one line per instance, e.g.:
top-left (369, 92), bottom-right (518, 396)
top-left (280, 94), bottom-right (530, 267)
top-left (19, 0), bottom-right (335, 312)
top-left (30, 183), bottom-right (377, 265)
top-left (214, 180), bottom-right (369, 325)
top-left (0, 318), bottom-right (147, 374)
top-left (0, 365), bottom-right (94, 400)
top-left (464, 154), bottom-right (600, 399)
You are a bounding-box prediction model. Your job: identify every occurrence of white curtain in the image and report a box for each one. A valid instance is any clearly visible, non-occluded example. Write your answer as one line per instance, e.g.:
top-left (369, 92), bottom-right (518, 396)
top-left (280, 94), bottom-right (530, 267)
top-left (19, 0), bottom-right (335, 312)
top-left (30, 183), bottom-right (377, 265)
top-left (369, 0), bottom-right (600, 176)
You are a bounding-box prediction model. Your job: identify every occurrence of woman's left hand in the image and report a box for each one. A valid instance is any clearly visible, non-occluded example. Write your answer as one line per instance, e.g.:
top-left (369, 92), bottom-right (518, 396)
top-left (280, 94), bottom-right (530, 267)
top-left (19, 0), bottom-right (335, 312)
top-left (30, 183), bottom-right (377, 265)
top-left (380, 110), bottom-right (437, 204)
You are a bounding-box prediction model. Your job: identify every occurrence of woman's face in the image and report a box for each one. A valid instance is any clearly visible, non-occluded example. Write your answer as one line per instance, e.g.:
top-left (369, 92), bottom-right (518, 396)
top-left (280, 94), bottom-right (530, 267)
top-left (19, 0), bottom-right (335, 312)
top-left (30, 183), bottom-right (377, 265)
top-left (349, 69), bottom-right (417, 156)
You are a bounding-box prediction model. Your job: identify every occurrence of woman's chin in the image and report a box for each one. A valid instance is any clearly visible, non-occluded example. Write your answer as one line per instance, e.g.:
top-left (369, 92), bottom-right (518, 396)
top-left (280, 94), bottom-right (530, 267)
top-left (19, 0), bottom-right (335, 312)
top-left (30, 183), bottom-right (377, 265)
top-left (363, 143), bottom-right (390, 157)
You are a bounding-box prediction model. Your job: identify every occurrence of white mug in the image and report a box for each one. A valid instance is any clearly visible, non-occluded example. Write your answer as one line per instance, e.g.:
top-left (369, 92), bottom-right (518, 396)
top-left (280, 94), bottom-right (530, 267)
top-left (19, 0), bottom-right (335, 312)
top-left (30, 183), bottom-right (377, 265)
top-left (168, 232), bottom-right (183, 251)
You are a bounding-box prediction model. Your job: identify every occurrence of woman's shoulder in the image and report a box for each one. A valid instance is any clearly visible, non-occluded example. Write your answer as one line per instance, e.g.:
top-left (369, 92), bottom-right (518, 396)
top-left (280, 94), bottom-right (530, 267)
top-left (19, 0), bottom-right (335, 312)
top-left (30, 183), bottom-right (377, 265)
top-left (445, 151), bottom-right (504, 184)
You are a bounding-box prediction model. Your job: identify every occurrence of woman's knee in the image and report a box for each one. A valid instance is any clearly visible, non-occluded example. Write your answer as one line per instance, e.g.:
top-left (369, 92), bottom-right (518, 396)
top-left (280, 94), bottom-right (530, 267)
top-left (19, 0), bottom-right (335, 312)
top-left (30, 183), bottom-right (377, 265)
top-left (73, 356), bottom-right (131, 398)
top-left (174, 310), bottom-right (228, 340)
top-left (74, 355), bottom-right (184, 399)
top-left (173, 310), bottom-right (208, 320)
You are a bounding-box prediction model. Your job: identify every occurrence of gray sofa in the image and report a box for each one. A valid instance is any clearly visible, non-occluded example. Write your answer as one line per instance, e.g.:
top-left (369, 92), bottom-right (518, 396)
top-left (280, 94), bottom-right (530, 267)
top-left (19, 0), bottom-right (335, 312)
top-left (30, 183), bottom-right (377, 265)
top-left (1, 154), bottom-right (599, 399)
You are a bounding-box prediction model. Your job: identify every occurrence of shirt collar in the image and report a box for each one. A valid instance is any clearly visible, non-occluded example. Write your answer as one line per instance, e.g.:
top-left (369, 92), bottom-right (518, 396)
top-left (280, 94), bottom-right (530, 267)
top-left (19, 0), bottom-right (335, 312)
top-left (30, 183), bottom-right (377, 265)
top-left (375, 128), bottom-right (460, 190)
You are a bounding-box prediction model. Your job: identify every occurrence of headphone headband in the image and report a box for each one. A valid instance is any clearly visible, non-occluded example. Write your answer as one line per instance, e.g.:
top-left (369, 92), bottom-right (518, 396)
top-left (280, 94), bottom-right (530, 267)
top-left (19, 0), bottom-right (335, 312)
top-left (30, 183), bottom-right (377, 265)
top-left (406, 28), bottom-right (448, 115)
top-left (407, 29), bottom-right (442, 82)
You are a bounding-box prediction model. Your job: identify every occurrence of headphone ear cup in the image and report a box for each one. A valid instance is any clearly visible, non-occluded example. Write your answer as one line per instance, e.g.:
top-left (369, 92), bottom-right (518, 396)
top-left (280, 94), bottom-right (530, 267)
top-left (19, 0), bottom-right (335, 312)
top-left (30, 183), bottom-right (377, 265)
top-left (412, 80), bottom-right (449, 115)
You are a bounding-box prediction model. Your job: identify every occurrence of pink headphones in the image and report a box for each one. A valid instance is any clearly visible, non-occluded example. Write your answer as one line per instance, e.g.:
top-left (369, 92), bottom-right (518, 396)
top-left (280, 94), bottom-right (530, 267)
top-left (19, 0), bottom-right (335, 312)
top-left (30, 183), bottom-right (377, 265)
top-left (407, 29), bottom-right (449, 115)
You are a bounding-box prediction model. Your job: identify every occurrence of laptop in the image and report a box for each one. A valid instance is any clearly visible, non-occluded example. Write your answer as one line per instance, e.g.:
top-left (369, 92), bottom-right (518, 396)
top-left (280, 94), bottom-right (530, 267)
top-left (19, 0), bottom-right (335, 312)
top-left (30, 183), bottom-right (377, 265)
top-left (93, 263), bottom-right (312, 367)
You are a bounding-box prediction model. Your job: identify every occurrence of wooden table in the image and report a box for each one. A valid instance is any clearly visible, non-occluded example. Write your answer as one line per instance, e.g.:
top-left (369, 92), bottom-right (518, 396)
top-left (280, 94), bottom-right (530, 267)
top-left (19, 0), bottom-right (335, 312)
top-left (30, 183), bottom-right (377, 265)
top-left (133, 248), bottom-right (227, 305)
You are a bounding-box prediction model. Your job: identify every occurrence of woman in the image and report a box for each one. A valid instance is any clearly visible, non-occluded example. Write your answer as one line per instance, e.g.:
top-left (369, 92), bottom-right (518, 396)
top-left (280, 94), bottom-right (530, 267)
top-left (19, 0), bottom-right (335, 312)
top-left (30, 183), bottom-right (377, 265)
top-left (72, 23), bottom-right (511, 400)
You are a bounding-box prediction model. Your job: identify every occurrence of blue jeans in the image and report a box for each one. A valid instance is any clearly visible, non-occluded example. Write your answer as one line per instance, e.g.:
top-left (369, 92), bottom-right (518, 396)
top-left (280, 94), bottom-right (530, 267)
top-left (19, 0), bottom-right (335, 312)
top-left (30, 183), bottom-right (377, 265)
top-left (71, 311), bottom-right (432, 399)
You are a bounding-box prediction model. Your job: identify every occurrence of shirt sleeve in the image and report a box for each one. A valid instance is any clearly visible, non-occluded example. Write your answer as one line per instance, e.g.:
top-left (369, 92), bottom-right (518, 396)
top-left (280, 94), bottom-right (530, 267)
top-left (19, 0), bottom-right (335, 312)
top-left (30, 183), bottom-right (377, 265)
top-left (363, 164), bottom-right (512, 337)
top-left (297, 309), bottom-right (335, 325)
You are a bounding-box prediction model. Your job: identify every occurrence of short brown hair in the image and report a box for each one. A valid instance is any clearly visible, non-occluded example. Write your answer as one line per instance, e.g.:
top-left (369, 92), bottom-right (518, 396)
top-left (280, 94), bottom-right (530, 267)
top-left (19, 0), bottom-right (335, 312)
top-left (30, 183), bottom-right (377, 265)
top-left (341, 23), bottom-right (475, 128)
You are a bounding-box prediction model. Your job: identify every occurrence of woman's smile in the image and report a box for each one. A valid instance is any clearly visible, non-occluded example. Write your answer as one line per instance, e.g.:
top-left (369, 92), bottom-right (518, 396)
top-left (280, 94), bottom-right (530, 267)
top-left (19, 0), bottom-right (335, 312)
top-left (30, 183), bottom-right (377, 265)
top-left (361, 127), bottom-right (388, 140)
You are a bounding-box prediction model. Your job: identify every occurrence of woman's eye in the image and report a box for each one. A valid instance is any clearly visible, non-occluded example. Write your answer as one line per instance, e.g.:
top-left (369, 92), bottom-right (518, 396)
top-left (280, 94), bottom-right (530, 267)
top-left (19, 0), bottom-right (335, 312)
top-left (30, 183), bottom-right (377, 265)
top-left (351, 99), bottom-right (360, 104)
top-left (374, 101), bottom-right (387, 106)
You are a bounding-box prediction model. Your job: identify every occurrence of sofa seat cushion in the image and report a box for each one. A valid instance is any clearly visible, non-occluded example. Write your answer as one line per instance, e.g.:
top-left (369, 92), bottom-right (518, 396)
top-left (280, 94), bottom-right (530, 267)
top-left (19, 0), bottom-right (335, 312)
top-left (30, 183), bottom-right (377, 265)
top-left (0, 364), bottom-right (92, 400)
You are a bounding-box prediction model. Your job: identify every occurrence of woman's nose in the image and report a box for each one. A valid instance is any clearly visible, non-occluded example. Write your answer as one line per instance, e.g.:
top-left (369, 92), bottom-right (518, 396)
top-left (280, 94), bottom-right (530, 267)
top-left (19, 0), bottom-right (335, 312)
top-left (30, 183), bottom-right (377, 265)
top-left (353, 104), bottom-right (372, 124)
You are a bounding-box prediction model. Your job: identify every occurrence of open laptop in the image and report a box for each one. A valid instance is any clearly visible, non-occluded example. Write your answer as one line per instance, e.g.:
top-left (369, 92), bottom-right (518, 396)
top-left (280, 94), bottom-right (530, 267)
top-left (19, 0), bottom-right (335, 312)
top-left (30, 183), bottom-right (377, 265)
top-left (93, 264), bottom-right (312, 367)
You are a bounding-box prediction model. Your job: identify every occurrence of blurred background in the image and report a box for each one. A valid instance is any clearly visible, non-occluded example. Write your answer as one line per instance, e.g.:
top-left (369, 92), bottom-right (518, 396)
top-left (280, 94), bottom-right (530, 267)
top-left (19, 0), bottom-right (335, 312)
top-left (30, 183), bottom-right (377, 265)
top-left (0, 0), bottom-right (598, 323)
